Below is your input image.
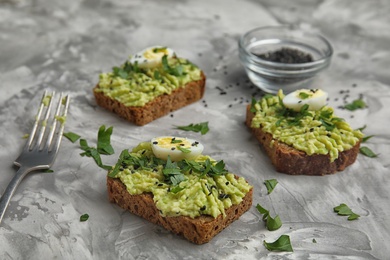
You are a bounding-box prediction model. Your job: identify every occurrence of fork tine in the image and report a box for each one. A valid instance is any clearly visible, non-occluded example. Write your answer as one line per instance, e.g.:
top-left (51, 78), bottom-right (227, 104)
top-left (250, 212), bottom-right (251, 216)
top-left (46, 94), bottom-right (70, 153)
top-left (35, 92), bottom-right (56, 151)
top-left (26, 90), bottom-right (48, 150)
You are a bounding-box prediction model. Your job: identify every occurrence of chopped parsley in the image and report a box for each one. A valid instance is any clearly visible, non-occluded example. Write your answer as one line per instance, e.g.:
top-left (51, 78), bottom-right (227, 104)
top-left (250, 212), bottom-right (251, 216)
top-left (177, 146), bottom-right (191, 153)
top-left (344, 98), bottom-right (366, 111)
top-left (163, 156), bottom-right (186, 185)
top-left (298, 92), bottom-right (310, 99)
top-left (80, 214), bottom-right (89, 222)
top-left (175, 122), bottom-right (209, 135)
top-left (263, 235), bottom-right (293, 252)
top-left (97, 125), bottom-right (115, 155)
top-left (109, 149), bottom-right (228, 184)
top-left (250, 97), bottom-right (257, 113)
top-left (264, 179), bottom-right (278, 194)
top-left (153, 47), bottom-right (167, 53)
top-left (63, 132), bottom-right (81, 143)
top-left (333, 203), bottom-right (360, 220)
top-left (162, 55), bottom-right (184, 76)
top-left (359, 146), bottom-right (378, 158)
top-left (256, 204), bottom-right (282, 231)
top-left (78, 125), bottom-right (115, 170)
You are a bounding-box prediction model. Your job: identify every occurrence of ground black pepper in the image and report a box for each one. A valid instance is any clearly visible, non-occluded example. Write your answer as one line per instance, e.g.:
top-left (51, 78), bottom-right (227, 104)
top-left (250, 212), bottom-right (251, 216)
top-left (254, 47), bottom-right (313, 63)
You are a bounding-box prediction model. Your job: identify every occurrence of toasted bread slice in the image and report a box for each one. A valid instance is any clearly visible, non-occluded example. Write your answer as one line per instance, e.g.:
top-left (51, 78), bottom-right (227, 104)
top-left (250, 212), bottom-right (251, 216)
top-left (246, 105), bottom-right (361, 175)
top-left (107, 176), bottom-right (253, 244)
top-left (94, 72), bottom-right (206, 126)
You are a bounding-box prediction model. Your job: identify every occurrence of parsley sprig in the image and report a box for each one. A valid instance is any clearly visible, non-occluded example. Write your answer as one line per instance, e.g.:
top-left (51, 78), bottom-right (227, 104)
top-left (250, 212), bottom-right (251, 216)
top-left (256, 204), bottom-right (282, 231)
top-left (263, 235), bottom-right (293, 252)
top-left (162, 55), bottom-right (184, 76)
top-left (109, 149), bottom-right (228, 186)
top-left (175, 122), bottom-right (209, 135)
top-left (112, 61), bottom-right (140, 79)
top-left (79, 125), bottom-right (115, 170)
top-left (344, 98), bottom-right (366, 111)
top-left (334, 203), bottom-right (360, 220)
top-left (264, 179), bottom-right (278, 194)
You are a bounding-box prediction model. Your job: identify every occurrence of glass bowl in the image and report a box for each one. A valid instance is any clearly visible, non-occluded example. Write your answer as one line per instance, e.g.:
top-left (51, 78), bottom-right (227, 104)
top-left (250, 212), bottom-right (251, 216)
top-left (238, 25), bottom-right (333, 94)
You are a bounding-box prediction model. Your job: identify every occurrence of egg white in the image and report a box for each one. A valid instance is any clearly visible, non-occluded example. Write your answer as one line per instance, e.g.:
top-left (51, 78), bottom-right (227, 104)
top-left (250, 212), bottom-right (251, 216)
top-left (283, 89), bottom-right (328, 111)
top-left (151, 136), bottom-right (204, 161)
top-left (129, 46), bottom-right (175, 69)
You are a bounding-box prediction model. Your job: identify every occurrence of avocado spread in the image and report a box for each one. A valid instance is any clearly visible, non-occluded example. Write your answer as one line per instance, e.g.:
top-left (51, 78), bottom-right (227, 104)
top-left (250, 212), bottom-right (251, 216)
top-left (96, 56), bottom-right (202, 107)
top-left (109, 142), bottom-right (252, 219)
top-left (250, 90), bottom-right (363, 162)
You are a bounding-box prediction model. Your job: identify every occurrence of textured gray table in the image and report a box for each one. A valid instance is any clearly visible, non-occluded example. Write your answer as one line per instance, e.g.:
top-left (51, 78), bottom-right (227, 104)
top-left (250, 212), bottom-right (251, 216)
top-left (0, 0), bottom-right (389, 259)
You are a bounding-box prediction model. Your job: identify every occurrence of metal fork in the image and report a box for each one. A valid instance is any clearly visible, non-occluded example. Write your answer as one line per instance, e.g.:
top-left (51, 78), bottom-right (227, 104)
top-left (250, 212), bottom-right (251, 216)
top-left (0, 91), bottom-right (70, 224)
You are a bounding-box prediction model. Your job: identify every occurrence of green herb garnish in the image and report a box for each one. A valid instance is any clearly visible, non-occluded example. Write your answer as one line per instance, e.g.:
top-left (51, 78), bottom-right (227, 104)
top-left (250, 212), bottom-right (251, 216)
top-left (344, 99), bottom-right (366, 111)
top-left (80, 214), bottom-right (89, 222)
top-left (177, 146), bottom-right (191, 153)
top-left (153, 47), bottom-right (167, 53)
top-left (170, 185), bottom-right (185, 194)
top-left (78, 125), bottom-right (115, 170)
top-left (171, 138), bottom-right (182, 144)
top-left (298, 92), bottom-right (310, 99)
top-left (63, 132), bottom-right (81, 143)
top-left (79, 139), bottom-right (112, 170)
top-left (154, 70), bottom-right (161, 80)
top-left (175, 122), bottom-right (209, 135)
top-left (263, 235), bottom-right (293, 252)
top-left (359, 146), bottom-right (378, 158)
top-left (333, 203), bottom-right (360, 220)
top-left (250, 98), bottom-right (257, 113)
top-left (163, 156), bottom-right (186, 185)
top-left (97, 125), bottom-right (115, 155)
top-left (362, 135), bottom-right (374, 143)
top-left (162, 55), bottom-right (184, 76)
top-left (264, 179), bottom-right (278, 194)
top-left (255, 204), bottom-right (282, 231)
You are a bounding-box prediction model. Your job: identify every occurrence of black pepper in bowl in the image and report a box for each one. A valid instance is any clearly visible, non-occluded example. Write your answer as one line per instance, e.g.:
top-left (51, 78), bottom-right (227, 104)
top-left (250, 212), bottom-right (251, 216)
top-left (254, 47), bottom-right (314, 64)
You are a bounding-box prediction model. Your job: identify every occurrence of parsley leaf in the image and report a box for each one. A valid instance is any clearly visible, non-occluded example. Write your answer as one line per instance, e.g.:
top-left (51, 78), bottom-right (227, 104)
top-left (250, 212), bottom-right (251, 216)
top-left (177, 146), bottom-right (191, 153)
top-left (163, 156), bottom-right (186, 185)
top-left (175, 122), bottom-right (209, 135)
top-left (97, 125), bottom-right (115, 155)
top-left (362, 135), bottom-right (374, 143)
top-left (255, 203), bottom-right (282, 231)
top-left (154, 70), bottom-right (161, 80)
top-left (264, 179), bottom-right (278, 194)
top-left (333, 203), bottom-right (360, 220)
top-left (250, 98), bottom-right (257, 113)
top-left (80, 214), bottom-right (89, 222)
top-left (344, 99), bottom-right (366, 111)
top-left (298, 92), bottom-right (310, 99)
top-left (263, 235), bottom-right (293, 252)
top-left (153, 47), bottom-right (167, 53)
top-left (162, 55), bottom-right (184, 76)
top-left (80, 139), bottom-right (112, 170)
top-left (359, 146), bottom-right (378, 158)
top-left (63, 132), bottom-right (81, 143)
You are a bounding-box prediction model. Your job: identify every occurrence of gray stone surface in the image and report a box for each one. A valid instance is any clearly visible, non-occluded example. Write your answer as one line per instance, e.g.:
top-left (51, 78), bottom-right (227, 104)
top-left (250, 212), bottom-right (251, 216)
top-left (0, 0), bottom-right (389, 259)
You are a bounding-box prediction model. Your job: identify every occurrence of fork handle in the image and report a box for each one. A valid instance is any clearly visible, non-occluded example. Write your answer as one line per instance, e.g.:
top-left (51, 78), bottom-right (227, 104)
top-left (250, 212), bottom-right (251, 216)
top-left (0, 167), bottom-right (31, 224)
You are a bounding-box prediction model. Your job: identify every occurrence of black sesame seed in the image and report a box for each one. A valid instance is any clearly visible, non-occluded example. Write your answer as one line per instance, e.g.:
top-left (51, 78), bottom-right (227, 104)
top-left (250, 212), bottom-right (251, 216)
top-left (153, 141), bottom-right (158, 144)
top-left (228, 104), bottom-right (232, 108)
top-left (171, 147), bottom-right (175, 150)
top-left (158, 183), bottom-right (163, 187)
top-left (226, 182), bottom-right (230, 185)
top-left (200, 206), bottom-right (206, 211)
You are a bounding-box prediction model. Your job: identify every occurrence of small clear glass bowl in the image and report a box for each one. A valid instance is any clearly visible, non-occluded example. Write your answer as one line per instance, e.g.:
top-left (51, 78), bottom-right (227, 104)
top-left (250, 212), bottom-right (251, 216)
top-left (238, 25), bottom-right (333, 94)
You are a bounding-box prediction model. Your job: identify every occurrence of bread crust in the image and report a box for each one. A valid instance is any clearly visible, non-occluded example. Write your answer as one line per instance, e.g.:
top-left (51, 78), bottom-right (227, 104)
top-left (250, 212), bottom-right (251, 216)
top-left (107, 176), bottom-right (253, 244)
top-left (246, 105), bottom-right (360, 176)
top-left (93, 72), bottom-right (206, 126)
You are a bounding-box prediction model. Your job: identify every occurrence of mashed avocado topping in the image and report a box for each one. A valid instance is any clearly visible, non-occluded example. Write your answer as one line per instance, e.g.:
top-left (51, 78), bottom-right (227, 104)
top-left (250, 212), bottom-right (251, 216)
top-left (96, 56), bottom-right (202, 107)
top-left (109, 142), bottom-right (252, 219)
top-left (250, 90), bottom-right (364, 162)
